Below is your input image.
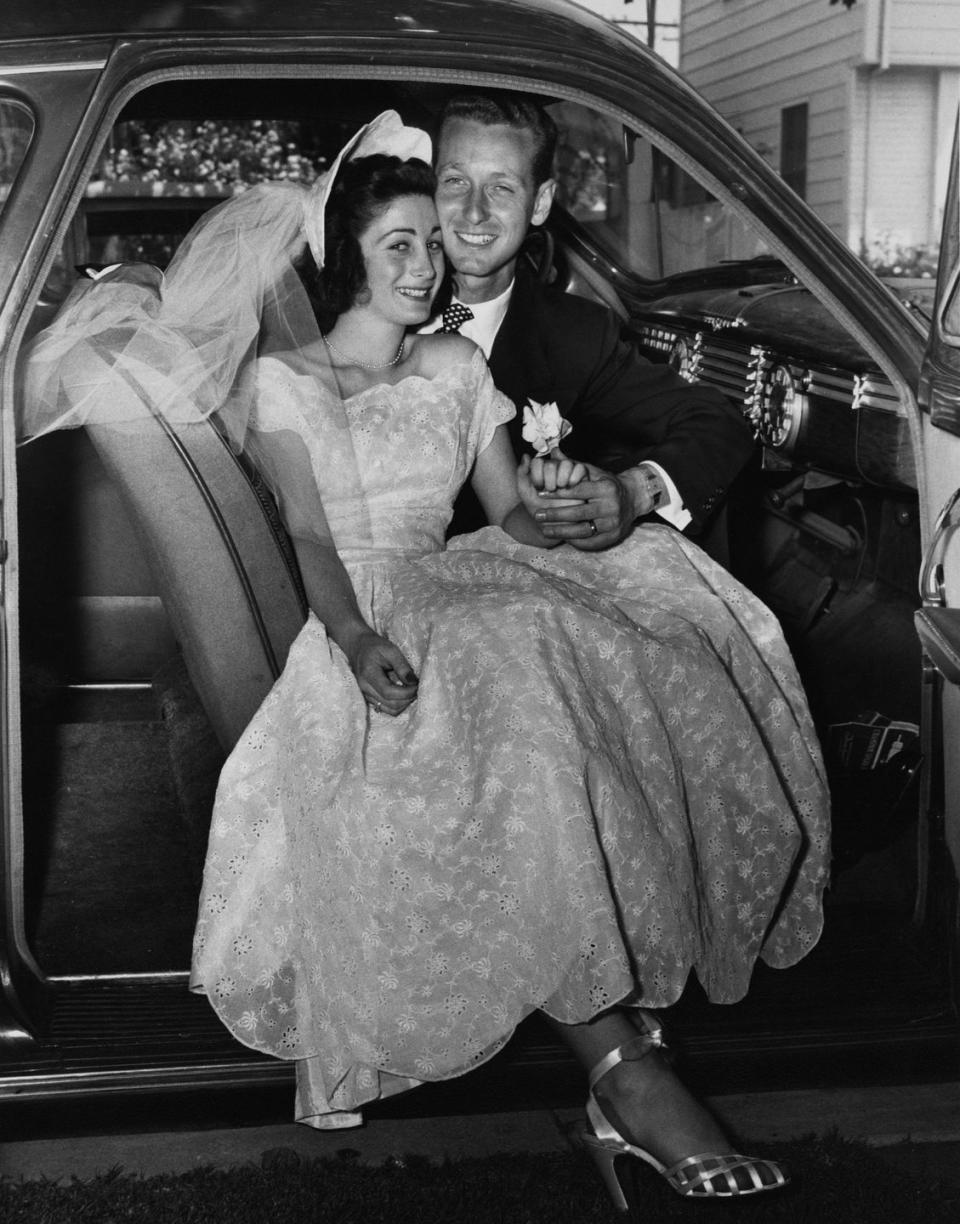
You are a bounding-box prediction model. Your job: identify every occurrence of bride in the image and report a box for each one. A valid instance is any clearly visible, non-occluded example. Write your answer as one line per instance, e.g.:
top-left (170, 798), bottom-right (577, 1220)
top-left (21, 111), bottom-right (828, 1210)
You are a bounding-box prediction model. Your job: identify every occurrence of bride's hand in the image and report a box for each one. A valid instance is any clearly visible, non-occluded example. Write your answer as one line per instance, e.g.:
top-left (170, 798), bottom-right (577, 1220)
top-left (518, 451), bottom-right (589, 516)
top-left (529, 448), bottom-right (589, 494)
top-left (348, 629), bottom-right (419, 716)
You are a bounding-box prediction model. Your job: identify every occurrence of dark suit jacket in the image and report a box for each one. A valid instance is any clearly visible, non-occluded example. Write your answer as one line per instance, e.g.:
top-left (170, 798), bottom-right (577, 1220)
top-left (483, 265), bottom-right (754, 532)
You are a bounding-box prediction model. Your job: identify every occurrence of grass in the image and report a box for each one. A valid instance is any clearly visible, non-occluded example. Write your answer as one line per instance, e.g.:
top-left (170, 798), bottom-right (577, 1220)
top-left (2, 1135), bottom-right (956, 1224)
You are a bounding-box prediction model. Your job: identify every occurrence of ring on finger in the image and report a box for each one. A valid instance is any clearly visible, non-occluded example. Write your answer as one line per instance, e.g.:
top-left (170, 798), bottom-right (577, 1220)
top-left (588, 520), bottom-right (598, 536)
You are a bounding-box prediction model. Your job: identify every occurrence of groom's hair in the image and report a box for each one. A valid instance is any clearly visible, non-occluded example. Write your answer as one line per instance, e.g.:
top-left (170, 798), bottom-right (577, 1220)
top-left (308, 153), bottom-right (436, 327)
top-left (436, 91), bottom-right (557, 187)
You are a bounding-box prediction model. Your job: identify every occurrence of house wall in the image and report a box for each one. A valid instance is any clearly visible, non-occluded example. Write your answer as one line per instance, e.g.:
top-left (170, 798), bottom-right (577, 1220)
top-left (851, 63), bottom-right (959, 255)
top-left (856, 67), bottom-right (935, 254)
top-left (682, 0), bottom-right (866, 240)
top-left (866, 0), bottom-right (960, 68)
top-left (683, 0), bottom-right (958, 253)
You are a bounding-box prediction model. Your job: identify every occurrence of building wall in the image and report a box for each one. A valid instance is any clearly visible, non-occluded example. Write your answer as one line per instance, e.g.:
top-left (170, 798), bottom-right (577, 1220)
top-left (873, 0), bottom-right (960, 68)
top-left (855, 64), bottom-right (960, 252)
top-left (682, 0), bottom-right (957, 252)
top-left (856, 67), bottom-right (937, 254)
top-left (682, 0), bottom-right (865, 240)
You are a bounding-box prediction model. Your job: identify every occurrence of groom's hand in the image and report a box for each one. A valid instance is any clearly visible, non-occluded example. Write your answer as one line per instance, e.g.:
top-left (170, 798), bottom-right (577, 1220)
top-left (534, 461), bottom-right (647, 551)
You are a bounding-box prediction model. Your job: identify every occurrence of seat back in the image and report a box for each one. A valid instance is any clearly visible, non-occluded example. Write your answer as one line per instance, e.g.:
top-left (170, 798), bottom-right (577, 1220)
top-left (85, 412), bottom-right (307, 751)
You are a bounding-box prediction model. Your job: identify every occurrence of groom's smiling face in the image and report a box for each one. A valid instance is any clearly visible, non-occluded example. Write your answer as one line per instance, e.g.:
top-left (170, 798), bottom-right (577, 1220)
top-left (435, 118), bottom-right (555, 304)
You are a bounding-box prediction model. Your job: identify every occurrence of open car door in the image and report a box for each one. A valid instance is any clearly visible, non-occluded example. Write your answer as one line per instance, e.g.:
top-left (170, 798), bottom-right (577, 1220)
top-left (915, 104), bottom-right (960, 984)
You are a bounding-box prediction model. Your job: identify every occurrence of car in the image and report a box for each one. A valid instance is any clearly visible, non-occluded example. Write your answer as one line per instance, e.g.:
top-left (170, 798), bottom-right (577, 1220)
top-left (1, 0), bottom-right (959, 1124)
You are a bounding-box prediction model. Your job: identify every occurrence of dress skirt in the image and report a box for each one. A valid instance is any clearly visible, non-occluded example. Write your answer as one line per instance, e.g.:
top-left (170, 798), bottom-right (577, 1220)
top-left (191, 522), bottom-right (829, 1127)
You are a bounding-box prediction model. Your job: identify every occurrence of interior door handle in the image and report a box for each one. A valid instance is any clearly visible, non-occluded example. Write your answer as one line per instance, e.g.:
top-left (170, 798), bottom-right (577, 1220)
top-left (919, 486), bottom-right (960, 607)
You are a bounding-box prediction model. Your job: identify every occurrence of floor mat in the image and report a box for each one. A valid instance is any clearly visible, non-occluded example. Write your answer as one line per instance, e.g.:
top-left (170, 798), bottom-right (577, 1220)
top-left (24, 719), bottom-right (200, 975)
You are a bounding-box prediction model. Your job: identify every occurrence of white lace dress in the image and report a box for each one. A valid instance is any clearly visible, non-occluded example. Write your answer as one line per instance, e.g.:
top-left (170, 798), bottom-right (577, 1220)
top-left (190, 348), bottom-right (829, 1127)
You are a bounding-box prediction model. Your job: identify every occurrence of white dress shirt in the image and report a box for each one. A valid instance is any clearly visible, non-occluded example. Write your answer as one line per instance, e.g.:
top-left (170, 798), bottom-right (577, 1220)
top-left (419, 283), bottom-right (512, 358)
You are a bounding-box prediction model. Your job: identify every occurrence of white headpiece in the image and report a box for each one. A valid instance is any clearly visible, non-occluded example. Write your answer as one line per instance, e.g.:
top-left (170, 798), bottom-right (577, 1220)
top-left (302, 109), bottom-right (433, 269)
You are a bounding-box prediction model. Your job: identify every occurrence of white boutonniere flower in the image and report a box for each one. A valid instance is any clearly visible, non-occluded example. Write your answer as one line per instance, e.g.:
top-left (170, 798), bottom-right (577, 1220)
top-left (521, 399), bottom-right (573, 456)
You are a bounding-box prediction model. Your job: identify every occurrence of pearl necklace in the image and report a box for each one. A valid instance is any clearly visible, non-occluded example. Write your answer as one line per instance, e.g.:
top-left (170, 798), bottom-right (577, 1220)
top-left (322, 333), bottom-right (405, 369)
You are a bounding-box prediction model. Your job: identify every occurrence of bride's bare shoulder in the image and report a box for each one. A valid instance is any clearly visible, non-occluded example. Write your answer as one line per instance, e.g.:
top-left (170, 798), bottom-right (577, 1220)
top-left (260, 340), bottom-right (326, 376)
top-left (407, 332), bottom-right (478, 378)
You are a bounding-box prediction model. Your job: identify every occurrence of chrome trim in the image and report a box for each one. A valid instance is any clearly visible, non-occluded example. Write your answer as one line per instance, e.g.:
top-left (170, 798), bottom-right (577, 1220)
top-left (807, 368), bottom-right (854, 405)
top-left (855, 372), bottom-right (902, 414)
top-left (919, 487), bottom-right (960, 607)
top-left (49, 970), bottom-right (190, 984)
top-left (0, 1060), bottom-right (291, 1099)
top-left (638, 323), bottom-right (680, 357)
top-left (0, 61), bottom-right (107, 74)
top-left (697, 338), bottom-right (752, 404)
top-left (65, 682), bottom-right (153, 692)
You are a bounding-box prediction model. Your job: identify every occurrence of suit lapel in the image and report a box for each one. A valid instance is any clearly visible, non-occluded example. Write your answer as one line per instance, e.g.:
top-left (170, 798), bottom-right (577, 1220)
top-left (489, 270), bottom-right (555, 454)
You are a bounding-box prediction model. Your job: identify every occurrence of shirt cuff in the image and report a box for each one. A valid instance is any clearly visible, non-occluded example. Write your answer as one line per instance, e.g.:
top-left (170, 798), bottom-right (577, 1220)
top-left (639, 461), bottom-right (692, 531)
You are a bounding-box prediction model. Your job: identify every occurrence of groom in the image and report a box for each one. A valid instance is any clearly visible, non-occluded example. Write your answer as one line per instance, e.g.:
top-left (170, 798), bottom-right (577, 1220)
top-left (424, 91), bottom-right (753, 551)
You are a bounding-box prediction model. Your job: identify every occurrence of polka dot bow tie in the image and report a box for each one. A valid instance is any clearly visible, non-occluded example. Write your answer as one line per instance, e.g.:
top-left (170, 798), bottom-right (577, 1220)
top-left (440, 302), bottom-right (474, 333)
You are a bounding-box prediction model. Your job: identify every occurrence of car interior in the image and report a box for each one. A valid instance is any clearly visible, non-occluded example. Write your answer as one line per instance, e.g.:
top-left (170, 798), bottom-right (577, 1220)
top-left (11, 74), bottom-right (953, 1111)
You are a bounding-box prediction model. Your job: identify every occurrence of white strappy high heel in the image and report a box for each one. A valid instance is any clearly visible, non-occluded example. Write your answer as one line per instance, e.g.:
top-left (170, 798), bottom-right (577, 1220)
top-left (581, 1012), bottom-right (789, 1210)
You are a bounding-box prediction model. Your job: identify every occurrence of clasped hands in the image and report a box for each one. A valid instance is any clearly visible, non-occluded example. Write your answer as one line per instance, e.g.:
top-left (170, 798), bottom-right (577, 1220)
top-left (518, 450), bottom-right (651, 550)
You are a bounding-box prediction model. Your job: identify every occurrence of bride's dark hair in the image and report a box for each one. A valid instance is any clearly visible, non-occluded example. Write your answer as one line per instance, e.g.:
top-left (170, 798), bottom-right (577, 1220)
top-left (306, 153), bottom-right (436, 330)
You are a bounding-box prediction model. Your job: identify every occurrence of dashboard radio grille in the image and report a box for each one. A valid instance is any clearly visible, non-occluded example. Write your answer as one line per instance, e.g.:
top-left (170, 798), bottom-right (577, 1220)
top-left (696, 338), bottom-right (753, 407)
top-left (855, 372), bottom-right (900, 413)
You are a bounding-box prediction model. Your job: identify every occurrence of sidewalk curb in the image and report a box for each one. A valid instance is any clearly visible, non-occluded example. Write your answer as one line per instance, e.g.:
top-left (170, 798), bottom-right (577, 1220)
top-left (2, 1082), bottom-right (959, 1183)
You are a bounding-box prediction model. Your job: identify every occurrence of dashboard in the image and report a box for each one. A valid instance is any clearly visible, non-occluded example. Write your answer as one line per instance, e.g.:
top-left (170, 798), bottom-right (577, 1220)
top-left (626, 283), bottom-right (914, 492)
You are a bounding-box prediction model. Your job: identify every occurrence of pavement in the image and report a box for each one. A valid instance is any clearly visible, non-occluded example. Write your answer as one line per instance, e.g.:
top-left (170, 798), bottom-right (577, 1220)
top-left (2, 1081), bottom-right (960, 1193)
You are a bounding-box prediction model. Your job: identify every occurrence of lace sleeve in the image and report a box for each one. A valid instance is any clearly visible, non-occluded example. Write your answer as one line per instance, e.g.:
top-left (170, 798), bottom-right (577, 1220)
top-left (466, 348), bottom-right (515, 459)
top-left (247, 357), bottom-right (312, 434)
top-left (239, 356), bottom-right (335, 549)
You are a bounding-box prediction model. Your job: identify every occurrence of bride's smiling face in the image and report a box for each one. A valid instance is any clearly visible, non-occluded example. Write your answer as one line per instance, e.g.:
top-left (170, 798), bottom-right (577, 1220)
top-left (357, 194), bottom-right (444, 325)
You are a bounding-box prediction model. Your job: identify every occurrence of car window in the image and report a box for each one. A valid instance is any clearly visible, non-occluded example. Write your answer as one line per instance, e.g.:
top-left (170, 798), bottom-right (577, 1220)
top-left (550, 99), bottom-right (770, 280)
top-left (0, 97), bottom-right (34, 219)
top-left (26, 111), bottom-right (337, 337)
top-left (57, 96), bottom-right (773, 291)
top-left (83, 116), bottom-right (330, 268)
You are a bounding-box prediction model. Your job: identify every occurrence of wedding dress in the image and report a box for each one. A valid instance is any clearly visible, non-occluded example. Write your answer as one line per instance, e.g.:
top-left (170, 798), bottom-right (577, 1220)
top-left (189, 344), bottom-right (829, 1128)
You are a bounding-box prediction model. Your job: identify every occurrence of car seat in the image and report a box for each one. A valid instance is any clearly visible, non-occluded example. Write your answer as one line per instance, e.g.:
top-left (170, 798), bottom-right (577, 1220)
top-left (85, 409), bottom-right (307, 752)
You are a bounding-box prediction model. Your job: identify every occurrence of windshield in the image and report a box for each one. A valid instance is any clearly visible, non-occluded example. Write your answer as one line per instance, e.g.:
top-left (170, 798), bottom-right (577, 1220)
top-left (549, 100), bottom-right (772, 281)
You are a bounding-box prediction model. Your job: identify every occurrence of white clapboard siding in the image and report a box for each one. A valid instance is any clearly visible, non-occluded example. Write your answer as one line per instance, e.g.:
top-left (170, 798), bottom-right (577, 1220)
top-left (859, 68), bottom-right (939, 250)
top-left (682, 0), bottom-right (863, 94)
top-left (681, 0), bottom-right (953, 248)
top-left (681, 0), bottom-right (863, 239)
top-left (884, 0), bottom-right (960, 67)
